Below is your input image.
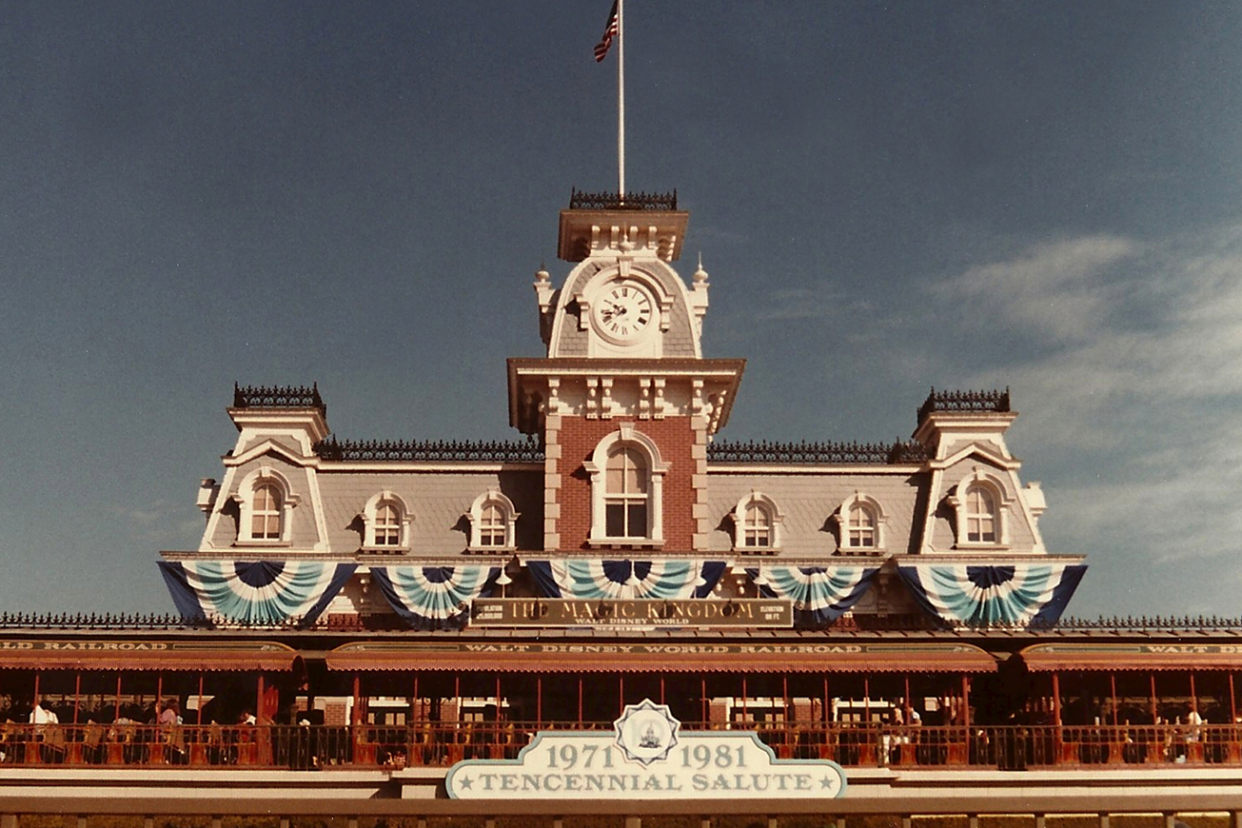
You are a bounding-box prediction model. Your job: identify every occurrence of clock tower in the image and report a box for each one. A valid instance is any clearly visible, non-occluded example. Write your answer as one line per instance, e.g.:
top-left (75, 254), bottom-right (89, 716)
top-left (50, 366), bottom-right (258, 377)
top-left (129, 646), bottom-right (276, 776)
top-left (509, 190), bottom-right (745, 553)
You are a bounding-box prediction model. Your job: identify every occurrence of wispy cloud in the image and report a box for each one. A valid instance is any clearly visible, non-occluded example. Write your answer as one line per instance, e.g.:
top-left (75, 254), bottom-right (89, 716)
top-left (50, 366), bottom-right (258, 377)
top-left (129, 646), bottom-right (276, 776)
top-left (931, 222), bottom-right (1242, 578)
top-left (751, 285), bottom-right (879, 323)
top-left (937, 235), bottom-right (1140, 344)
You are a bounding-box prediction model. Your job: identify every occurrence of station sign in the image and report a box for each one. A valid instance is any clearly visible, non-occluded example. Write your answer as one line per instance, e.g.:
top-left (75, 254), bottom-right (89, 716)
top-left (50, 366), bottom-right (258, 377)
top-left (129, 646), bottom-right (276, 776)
top-left (470, 598), bottom-right (793, 628)
top-left (446, 699), bottom-right (846, 800)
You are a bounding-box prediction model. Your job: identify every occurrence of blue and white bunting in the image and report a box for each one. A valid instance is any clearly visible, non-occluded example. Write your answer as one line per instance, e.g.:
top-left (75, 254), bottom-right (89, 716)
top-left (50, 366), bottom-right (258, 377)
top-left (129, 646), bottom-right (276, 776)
top-left (370, 565), bottom-right (501, 629)
top-left (158, 560), bottom-right (356, 627)
top-left (745, 565), bottom-right (879, 626)
top-left (896, 562), bottom-right (1087, 626)
top-left (526, 559), bottom-right (727, 600)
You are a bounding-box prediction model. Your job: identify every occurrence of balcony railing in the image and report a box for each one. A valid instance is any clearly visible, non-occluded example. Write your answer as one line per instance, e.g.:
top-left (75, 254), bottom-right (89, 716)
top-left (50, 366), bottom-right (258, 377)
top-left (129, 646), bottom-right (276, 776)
top-left (2, 721), bottom-right (1237, 771)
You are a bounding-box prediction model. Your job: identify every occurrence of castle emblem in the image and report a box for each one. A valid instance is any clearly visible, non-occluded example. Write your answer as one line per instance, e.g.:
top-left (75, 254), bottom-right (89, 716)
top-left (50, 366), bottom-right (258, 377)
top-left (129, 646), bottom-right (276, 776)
top-left (614, 699), bottom-right (679, 766)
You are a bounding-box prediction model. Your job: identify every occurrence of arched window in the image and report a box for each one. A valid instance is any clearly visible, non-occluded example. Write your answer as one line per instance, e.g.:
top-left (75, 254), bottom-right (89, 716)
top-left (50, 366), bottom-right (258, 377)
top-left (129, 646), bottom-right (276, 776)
top-left (374, 500), bottom-right (402, 547)
top-left (741, 501), bottom-right (771, 547)
top-left (467, 491), bottom-right (519, 551)
top-left (948, 469), bottom-right (1011, 548)
top-left (584, 425), bottom-right (669, 546)
top-left (846, 502), bottom-right (876, 547)
top-left (965, 486), bottom-right (997, 543)
top-left (233, 467), bottom-right (296, 545)
top-left (730, 492), bottom-right (784, 551)
top-left (361, 491), bottom-right (413, 550)
top-left (252, 484), bottom-right (283, 540)
top-left (835, 494), bottom-right (887, 554)
top-left (605, 446), bottom-right (648, 538)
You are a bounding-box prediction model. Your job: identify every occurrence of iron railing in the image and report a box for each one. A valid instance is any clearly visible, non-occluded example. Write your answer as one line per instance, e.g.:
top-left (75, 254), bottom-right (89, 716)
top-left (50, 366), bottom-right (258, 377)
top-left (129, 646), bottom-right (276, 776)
top-left (2, 721), bottom-right (1238, 772)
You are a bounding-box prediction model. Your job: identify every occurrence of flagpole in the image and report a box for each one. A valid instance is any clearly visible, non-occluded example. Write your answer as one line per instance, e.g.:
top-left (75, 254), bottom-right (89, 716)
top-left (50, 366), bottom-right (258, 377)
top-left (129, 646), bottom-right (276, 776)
top-left (617, 0), bottom-right (625, 199)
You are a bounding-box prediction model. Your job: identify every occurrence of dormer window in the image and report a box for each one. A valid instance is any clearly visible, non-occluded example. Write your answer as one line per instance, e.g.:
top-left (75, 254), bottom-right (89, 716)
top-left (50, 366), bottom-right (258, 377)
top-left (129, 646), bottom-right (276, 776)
top-left (730, 492), bottom-right (784, 552)
top-left (234, 467), bottom-right (297, 545)
top-left (835, 494), bottom-right (887, 554)
top-left (467, 491), bottom-right (519, 551)
top-left (947, 469), bottom-right (1012, 548)
top-left (374, 500), bottom-right (402, 547)
top-left (252, 484), bottom-right (282, 540)
top-left (966, 487), bottom-right (997, 543)
top-left (584, 425), bottom-right (668, 546)
top-left (361, 491), bottom-right (413, 551)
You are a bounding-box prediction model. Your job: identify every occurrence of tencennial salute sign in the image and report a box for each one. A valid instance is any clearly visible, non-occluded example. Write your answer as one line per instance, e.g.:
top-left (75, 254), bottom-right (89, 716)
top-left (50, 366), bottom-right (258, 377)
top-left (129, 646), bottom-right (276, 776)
top-left (446, 700), bottom-right (847, 800)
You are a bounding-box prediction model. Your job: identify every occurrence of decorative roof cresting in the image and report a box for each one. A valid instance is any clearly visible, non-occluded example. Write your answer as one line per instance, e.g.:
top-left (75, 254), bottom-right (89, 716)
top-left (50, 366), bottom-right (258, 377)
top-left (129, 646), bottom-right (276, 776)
top-left (568, 189), bottom-right (678, 211)
top-left (233, 382), bottom-right (326, 416)
top-left (917, 388), bottom-right (1011, 424)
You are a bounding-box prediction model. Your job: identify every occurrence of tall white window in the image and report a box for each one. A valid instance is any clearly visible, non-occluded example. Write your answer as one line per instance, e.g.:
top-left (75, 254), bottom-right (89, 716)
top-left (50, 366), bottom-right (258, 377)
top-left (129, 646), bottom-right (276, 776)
top-left (252, 483), bottom-right (282, 540)
top-left (741, 501), bottom-right (771, 547)
top-left (965, 486), bottom-right (997, 543)
top-left (731, 492), bottom-right (783, 551)
top-left (836, 494), bottom-right (887, 554)
top-left (234, 467), bottom-right (296, 545)
top-left (585, 425), bottom-right (668, 546)
top-left (468, 491), bottom-right (519, 551)
top-left (948, 470), bottom-right (1011, 548)
top-left (361, 491), bottom-right (413, 550)
top-left (847, 502), bottom-right (876, 547)
top-left (605, 446), bottom-right (649, 538)
top-left (374, 500), bottom-right (402, 547)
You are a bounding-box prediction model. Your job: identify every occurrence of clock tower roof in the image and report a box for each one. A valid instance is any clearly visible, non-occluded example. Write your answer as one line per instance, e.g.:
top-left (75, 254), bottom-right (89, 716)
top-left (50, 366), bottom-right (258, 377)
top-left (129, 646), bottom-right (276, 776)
top-left (557, 190), bottom-right (688, 263)
top-left (535, 189), bottom-right (709, 363)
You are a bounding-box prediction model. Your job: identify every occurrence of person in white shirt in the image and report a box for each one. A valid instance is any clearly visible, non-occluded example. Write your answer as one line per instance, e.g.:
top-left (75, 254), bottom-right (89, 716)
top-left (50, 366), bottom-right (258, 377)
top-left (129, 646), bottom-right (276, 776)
top-left (30, 699), bottom-right (58, 726)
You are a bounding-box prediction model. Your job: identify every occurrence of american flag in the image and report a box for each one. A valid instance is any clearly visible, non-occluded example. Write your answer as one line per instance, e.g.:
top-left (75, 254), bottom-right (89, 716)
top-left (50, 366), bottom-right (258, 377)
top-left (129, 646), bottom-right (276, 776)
top-left (594, 1), bottom-right (619, 62)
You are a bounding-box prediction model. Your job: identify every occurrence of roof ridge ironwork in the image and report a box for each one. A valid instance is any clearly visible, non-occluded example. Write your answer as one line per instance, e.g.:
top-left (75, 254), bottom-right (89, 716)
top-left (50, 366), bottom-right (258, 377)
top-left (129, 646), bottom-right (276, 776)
top-left (233, 382), bottom-right (326, 416)
top-left (314, 436), bottom-right (544, 462)
top-left (917, 387), bottom-right (1011, 423)
top-left (707, 438), bottom-right (929, 465)
top-left (568, 188), bottom-right (678, 211)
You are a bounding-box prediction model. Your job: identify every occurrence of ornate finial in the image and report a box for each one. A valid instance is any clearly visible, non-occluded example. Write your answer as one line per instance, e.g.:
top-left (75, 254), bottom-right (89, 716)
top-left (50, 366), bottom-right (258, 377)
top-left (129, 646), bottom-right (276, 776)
top-left (535, 263), bottom-right (551, 284)
top-left (693, 252), bottom-right (708, 284)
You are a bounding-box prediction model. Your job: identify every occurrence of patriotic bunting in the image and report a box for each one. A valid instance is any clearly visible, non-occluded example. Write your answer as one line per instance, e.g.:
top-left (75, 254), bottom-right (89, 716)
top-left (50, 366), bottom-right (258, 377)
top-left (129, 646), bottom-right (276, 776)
top-left (526, 559), bottom-right (727, 600)
top-left (745, 565), bottom-right (880, 627)
top-left (158, 560), bottom-right (356, 628)
top-left (370, 565), bottom-right (501, 629)
top-left (896, 562), bottom-right (1087, 627)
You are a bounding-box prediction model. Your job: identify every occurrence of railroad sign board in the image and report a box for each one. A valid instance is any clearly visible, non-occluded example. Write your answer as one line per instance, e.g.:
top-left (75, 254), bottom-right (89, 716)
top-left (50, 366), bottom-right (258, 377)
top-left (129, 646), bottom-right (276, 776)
top-left (445, 699), bottom-right (847, 800)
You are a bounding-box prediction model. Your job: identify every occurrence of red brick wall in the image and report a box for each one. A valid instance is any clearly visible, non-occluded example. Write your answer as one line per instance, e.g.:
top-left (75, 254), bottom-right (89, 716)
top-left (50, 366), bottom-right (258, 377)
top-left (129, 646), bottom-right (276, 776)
top-left (555, 416), bottom-right (697, 551)
top-left (323, 700), bottom-right (348, 726)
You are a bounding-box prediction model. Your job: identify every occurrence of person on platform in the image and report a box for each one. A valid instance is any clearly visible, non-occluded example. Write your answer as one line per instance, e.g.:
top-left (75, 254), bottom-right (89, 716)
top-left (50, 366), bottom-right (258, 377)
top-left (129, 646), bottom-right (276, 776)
top-left (29, 698), bottom-right (58, 727)
top-left (159, 699), bottom-right (182, 726)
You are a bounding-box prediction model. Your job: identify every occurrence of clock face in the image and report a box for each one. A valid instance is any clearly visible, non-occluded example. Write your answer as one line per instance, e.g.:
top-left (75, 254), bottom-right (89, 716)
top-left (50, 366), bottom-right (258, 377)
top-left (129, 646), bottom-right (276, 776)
top-left (592, 281), bottom-right (656, 343)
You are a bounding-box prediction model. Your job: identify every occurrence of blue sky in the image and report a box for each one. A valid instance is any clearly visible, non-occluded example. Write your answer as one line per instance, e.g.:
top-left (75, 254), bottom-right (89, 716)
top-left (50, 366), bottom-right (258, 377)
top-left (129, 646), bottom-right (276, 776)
top-left (1, 1), bottom-right (1240, 619)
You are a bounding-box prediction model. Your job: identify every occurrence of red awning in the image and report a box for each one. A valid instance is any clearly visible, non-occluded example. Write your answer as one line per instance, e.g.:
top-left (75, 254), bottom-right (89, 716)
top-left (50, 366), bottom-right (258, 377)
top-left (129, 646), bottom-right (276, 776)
top-left (0, 640), bottom-right (299, 672)
top-left (1021, 642), bottom-right (1242, 672)
top-left (325, 640), bottom-right (998, 673)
